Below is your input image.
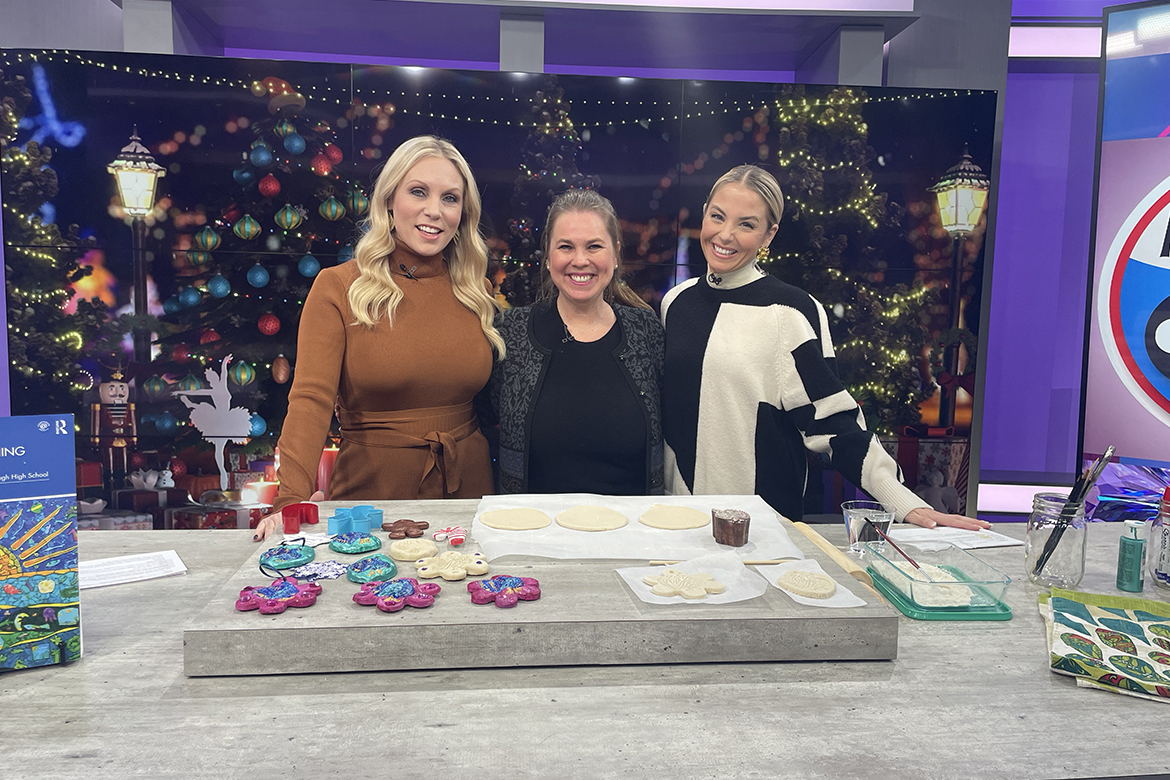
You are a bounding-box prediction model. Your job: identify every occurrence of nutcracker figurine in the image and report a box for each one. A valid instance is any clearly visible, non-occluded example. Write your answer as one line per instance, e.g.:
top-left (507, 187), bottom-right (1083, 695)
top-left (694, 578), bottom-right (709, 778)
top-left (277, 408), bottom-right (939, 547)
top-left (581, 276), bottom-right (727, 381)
top-left (91, 359), bottom-right (137, 487)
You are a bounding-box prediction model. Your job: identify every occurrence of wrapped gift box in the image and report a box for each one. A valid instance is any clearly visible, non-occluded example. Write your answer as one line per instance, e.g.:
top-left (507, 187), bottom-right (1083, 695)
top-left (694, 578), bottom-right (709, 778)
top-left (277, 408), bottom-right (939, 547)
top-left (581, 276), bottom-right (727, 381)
top-left (177, 474), bottom-right (223, 501)
top-left (76, 460), bottom-right (103, 488)
top-left (167, 502), bottom-right (267, 530)
top-left (229, 470), bottom-right (258, 490)
top-left (76, 509), bottom-right (153, 531)
top-left (881, 435), bottom-right (970, 515)
top-left (113, 487), bottom-right (190, 512)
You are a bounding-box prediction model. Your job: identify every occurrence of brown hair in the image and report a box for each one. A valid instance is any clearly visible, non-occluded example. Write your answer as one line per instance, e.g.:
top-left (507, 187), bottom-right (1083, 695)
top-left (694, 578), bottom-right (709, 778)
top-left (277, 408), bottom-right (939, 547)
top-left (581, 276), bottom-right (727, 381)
top-left (539, 189), bottom-right (651, 310)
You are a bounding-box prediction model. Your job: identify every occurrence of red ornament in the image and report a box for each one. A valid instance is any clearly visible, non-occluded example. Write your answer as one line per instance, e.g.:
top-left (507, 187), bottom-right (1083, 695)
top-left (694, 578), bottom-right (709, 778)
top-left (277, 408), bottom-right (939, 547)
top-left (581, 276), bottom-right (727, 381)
top-left (168, 457), bottom-right (187, 479)
top-left (310, 154), bottom-right (332, 176)
top-left (222, 204), bottom-right (242, 223)
top-left (258, 313), bottom-right (281, 335)
top-left (258, 173), bottom-right (281, 198)
top-left (324, 143), bottom-right (343, 165)
top-left (130, 452), bottom-right (148, 470)
top-left (200, 329), bottom-right (221, 344)
top-left (173, 344), bottom-right (191, 363)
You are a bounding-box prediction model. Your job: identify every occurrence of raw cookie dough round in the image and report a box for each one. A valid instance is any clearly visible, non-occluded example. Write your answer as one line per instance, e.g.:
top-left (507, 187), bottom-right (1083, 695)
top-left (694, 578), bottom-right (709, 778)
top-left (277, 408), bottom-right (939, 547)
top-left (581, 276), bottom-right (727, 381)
top-left (556, 505), bottom-right (628, 532)
top-left (638, 503), bottom-right (710, 530)
top-left (479, 508), bottom-right (552, 531)
top-left (777, 570), bottom-right (836, 599)
top-left (388, 538), bottom-right (439, 562)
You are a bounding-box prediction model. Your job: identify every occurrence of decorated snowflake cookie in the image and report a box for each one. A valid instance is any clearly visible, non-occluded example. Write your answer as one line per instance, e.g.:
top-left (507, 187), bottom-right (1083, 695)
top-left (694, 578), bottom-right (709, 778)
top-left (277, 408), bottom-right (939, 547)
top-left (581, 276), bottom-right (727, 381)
top-left (236, 578), bottom-right (322, 614)
top-left (642, 569), bottom-right (726, 599)
top-left (353, 578), bottom-right (441, 612)
top-left (415, 551), bottom-right (489, 581)
top-left (467, 575), bottom-right (541, 608)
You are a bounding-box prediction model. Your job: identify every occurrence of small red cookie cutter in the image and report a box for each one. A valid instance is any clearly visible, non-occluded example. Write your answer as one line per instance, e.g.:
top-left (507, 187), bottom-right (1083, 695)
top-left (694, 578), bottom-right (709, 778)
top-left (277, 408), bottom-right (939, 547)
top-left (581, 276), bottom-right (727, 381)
top-left (282, 502), bottom-right (320, 534)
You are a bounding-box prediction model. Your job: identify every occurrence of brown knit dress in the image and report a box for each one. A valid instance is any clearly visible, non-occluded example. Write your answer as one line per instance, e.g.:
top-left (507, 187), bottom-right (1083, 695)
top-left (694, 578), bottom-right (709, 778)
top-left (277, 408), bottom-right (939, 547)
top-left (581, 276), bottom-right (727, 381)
top-left (271, 256), bottom-right (494, 512)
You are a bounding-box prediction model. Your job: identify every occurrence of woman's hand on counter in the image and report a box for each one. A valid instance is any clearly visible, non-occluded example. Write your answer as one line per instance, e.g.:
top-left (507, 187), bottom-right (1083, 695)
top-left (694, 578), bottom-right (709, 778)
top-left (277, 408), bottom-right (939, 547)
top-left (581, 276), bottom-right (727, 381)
top-left (904, 507), bottom-right (991, 531)
top-left (252, 491), bottom-right (326, 542)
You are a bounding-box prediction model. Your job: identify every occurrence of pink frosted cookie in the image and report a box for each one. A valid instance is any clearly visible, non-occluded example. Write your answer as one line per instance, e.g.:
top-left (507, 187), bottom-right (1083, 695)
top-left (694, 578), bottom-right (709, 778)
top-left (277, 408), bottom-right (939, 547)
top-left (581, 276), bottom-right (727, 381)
top-left (467, 574), bottom-right (541, 608)
top-left (353, 577), bottom-right (441, 613)
top-left (236, 578), bottom-right (322, 614)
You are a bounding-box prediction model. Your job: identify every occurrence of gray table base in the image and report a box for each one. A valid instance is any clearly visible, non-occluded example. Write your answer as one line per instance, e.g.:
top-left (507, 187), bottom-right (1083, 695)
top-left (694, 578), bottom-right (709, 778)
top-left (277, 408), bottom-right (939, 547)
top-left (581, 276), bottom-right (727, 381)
top-left (183, 500), bottom-right (897, 675)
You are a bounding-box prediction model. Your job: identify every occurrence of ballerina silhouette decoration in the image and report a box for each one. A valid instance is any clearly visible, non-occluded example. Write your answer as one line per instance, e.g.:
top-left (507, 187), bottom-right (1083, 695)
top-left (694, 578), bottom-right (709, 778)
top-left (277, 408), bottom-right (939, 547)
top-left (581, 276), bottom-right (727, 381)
top-left (173, 354), bottom-right (253, 490)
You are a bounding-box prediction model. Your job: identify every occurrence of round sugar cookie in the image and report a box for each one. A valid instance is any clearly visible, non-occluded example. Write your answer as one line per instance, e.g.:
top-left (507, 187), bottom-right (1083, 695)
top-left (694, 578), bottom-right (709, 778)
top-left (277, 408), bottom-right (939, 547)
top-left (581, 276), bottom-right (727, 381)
top-left (777, 570), bottom-right (836, 599)
top-left (388, 538), bottom-right (438, 562)
top-left (556, 505), bottom-right (628, 532)
top-left (638, 503), bottom-right (710, 530)
top-left (479, 508), bottom-right (552, 531)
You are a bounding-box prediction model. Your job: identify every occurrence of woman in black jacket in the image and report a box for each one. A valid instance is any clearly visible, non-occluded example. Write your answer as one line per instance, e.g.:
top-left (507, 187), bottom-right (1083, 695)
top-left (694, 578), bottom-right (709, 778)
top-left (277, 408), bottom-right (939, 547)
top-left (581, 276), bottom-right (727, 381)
top-left (490, 189), bottom-right (664, 495)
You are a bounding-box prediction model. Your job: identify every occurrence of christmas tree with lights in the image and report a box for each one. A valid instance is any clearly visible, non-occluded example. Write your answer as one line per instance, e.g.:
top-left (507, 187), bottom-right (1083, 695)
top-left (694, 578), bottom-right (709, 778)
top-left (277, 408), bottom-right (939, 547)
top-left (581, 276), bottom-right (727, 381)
top-left (766, 84), bottom-right (936, 434)
top-left (145, 77), bottom-right (368, 450)
top-left (1, 68), bottom-right (111, 416)
top-left (504, 76), bottom-right (598, 306)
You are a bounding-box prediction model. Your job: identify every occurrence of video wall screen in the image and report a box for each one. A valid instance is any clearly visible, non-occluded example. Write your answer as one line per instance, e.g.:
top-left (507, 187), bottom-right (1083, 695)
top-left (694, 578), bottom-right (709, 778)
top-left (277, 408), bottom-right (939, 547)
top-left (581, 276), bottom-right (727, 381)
top-left (0, 49), bottom-right (995, 494)
top-left (1084, 1), bottom-right (1170, 468)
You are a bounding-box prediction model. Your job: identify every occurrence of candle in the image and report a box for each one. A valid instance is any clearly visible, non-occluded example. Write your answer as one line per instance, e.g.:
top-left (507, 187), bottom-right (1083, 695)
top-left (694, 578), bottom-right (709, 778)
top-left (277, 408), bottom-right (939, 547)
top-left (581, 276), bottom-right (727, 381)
top-left (316, 446), bottom-right (339, 499)
top-left (246, 480), bottom-right (279, 506)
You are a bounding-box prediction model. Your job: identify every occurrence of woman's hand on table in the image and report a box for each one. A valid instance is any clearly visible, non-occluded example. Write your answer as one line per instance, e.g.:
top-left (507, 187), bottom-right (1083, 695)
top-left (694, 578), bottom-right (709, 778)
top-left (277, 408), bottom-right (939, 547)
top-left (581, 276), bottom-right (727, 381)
top-left (252, 491), bottom-right (326, 542)
top-left (904, 507), bottom-right (991, 531)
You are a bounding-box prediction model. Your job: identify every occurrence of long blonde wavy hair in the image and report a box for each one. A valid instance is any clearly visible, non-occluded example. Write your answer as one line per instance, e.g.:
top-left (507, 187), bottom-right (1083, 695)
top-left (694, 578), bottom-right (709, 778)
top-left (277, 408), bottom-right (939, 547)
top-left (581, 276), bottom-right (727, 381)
top-left (538, 189), bottom-right (651, 311)
top-left (347, 136), bottom-right (505, 356)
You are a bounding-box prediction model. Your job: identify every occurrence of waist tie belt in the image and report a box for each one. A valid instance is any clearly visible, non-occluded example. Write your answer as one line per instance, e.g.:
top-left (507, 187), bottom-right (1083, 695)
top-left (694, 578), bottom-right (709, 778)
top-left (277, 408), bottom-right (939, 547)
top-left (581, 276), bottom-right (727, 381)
top-left (338, 402), bottom-right (478, 498)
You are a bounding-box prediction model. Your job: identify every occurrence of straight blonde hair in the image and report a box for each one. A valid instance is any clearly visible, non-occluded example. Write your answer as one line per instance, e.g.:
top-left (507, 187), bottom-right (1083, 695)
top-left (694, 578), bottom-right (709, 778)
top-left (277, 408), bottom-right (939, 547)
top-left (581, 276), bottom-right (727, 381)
top-left (706, 164), bottom-right (786, 228)
top-left (539, 188), bottom-right (651, 311)
top-left (347, 136), bottom-right (505, 356)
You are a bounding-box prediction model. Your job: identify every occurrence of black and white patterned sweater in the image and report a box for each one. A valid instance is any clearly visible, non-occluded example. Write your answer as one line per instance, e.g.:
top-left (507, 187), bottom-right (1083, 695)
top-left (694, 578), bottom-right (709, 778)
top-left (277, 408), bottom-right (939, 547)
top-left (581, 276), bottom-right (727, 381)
top-left (661, 263), bottom-right (929, 522)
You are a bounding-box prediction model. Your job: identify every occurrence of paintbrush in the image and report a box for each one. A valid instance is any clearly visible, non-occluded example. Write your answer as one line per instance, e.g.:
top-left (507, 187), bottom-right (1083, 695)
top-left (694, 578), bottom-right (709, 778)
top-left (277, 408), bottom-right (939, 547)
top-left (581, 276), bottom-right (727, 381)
top-left (865, 518), bottom-right (921, 570)
top-left (1032, 445), bottom-right (1114, 576)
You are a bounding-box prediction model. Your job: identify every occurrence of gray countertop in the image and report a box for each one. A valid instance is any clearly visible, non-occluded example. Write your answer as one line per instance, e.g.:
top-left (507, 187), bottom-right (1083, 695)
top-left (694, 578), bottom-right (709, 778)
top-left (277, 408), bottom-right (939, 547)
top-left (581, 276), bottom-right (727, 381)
top-left (3, 500), bottom-right (1168, 780)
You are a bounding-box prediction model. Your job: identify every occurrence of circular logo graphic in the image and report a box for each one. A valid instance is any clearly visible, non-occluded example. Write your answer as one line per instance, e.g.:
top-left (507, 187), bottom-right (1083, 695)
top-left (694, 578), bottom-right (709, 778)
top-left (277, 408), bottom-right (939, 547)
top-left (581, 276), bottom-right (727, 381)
top-left (36, 421), bottom-right (49, 432)
top-left (1098, 173), bottom-right (1170, 425)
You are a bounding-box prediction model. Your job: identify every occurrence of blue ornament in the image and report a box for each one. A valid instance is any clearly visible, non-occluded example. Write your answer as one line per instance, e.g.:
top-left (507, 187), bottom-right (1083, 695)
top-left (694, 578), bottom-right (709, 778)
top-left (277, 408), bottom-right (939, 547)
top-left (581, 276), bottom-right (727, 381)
top-left (208, 274), bottom-right (231, 298)
top-left (162, 296), bottom-right (182, 314)
top-left (249, 414), bottom-right (267, 436)
top-left (338, 245), bottom-right (354, 263)
top-left (283, 133), bottom-right (306, 155)
top-left (178, 286), bottom-right (202, 308)
top-left (139, 412), bottom-right (156, 427)
top-left (156, 411), bottom-right (177, 433)
top-left (247, 263), bottom-right (270, 288)
top-left (249, 145), bottom-right (274, 168)
top-left (232, 166), bottom-right (256, 186)
top-left (298, 254), bottom-right (321, 277)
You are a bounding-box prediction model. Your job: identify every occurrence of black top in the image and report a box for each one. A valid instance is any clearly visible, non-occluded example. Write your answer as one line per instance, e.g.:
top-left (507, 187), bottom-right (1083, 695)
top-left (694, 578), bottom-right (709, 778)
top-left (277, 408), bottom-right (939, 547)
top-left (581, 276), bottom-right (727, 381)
top-left (527, 301), bottom-right (647, 495)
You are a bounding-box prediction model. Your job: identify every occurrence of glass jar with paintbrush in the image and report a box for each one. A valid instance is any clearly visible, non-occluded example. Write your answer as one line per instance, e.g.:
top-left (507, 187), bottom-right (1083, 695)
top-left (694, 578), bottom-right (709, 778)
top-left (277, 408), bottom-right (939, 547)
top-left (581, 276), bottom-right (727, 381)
top-left (1025, 446), bottom-right (1114, 589)
top-left (1025, 492), bottom-right (1087, 588)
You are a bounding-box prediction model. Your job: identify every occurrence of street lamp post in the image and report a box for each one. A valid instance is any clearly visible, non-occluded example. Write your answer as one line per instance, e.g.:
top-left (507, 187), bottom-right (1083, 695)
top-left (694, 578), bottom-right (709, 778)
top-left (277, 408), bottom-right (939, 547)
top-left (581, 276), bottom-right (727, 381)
top-left (108, 129), bottom-right (165, 365)
top-left (929, 146), bottom-right (990, 429)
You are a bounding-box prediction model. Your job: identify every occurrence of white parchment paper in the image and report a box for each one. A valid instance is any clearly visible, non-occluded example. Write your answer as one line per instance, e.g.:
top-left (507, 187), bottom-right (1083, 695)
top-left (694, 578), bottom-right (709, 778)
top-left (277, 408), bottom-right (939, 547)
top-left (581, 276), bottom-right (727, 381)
top-left (471, 494), bottom-right (804, 562)
top-left (755, 559), bottom-right (867, 609)
top-left (617, 552), bottom-right (769, 605)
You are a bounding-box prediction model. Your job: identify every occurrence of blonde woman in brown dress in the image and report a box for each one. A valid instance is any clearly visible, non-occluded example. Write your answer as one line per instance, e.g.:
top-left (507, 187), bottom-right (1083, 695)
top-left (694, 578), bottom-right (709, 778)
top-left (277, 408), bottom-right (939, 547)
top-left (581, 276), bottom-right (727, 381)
top-left (254, 136), bottom-right (503, 541)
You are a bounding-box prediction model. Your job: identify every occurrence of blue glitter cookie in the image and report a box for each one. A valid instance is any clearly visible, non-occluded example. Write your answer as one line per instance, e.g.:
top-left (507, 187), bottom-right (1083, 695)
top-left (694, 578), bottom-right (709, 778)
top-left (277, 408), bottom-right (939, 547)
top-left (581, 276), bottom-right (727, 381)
top-left (347, 554), bottom-right (399, 583)
top-left (329, 530), bottom-right (382, 554)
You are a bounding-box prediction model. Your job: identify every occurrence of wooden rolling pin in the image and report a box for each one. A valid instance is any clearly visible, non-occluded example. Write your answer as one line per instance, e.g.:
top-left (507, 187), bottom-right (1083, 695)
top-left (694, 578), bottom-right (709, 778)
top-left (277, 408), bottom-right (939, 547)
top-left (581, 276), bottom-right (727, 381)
top-left (791, 521), bottom-right (874, 588)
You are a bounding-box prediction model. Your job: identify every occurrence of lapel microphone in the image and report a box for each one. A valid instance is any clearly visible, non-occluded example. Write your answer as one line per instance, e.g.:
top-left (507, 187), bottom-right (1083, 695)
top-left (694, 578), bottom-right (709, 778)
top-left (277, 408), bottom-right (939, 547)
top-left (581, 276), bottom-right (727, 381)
top-left (399, 263), bottom-right (418, 280)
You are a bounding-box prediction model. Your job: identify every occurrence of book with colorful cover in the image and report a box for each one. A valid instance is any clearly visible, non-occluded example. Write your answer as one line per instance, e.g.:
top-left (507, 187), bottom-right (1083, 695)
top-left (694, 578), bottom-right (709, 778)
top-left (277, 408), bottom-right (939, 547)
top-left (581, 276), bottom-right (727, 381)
top-left (0, 414), bottom-right (79, 671)
top-left (1043, 587), bottom-right (1170, 703)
